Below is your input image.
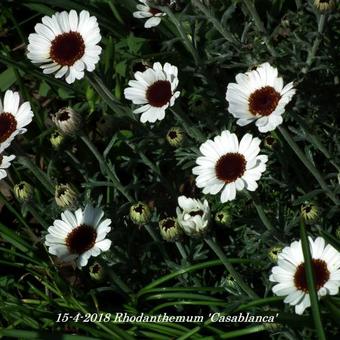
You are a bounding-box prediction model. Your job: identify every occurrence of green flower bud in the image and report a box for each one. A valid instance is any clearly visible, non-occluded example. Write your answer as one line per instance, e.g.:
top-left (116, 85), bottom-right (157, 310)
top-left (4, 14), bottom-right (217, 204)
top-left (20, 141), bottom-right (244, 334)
top-left (159, 217), bottom-right (182, 242)
top-left (166, 127), bottom-right (185, 147)
top-left (50, 130), bottom-right (65, 149)
top-left (52, 107), bottom-right (82, 136)
top-left (300, 202), bottom-right (318, 224)
top-left (14, 181), bottom-right (33, 202)
top-left (89, 262), bottom-right (105, 281)
top-left (214, 209), bottom-right (232, 226)
top-left (225, 274), bottom-right (238, 290)
top-left (263, 135), bottom-right (277, 150)
top-left (263, 323), bottom-right (282, 331)
top-left (268, 245), bottom-right (283, 263)
top-left (336, 227), bottom-right (340, 240)
top-left (55, 184), bottom-right (78, 208)
top-left (314, 0), bottom-right (335, 12)
top-left (130, 202), bottom-right (151, 225)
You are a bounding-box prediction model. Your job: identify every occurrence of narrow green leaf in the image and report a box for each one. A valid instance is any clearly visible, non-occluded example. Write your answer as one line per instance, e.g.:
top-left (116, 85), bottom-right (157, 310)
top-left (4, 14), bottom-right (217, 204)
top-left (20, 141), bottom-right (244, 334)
top-left (299, 219), bottom-right (326, 340)
top-left (0, 222), bottom-right (33, 253)
top-left (319, 230), bottom-right (340, 252)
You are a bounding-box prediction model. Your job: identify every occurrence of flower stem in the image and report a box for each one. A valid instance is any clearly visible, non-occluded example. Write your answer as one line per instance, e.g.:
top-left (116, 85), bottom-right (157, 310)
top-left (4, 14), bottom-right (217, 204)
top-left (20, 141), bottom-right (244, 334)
top-left (204, 237), bottom-right (258, 298)
top-left (245, 191), bottom-right (274, 231)
top-left (171, 108), bottom-right (205, 143)
top-left (299, 219), bottom-right (326, 340)
top-left (278, 126), bottom-right (339, 205)
top-left (303, 14), bottom-right (326, 73)
top-left (16, 156), bottom-right (54, 195)
top-left (191, 0), bottom-right (238, 45)
top-left (103, 263), bottom-right (132, 294)
top-left (145, 224), bottom-right (171, 262)
top-left (80, 135), bottom-right (134, 202)
top-left (243, 0), bottom-right (277, 58)
top-left (175, 241), bottom-right (187, 260)
top-left (161, 7), bottom-right (201, 66)
top-left (27, 204), bottom-right (49, 229)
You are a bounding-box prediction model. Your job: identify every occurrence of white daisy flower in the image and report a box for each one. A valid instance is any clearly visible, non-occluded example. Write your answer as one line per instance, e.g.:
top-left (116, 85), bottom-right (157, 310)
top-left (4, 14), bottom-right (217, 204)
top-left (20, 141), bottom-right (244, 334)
top-left (45, 204), bottom-right (112, 268)
top-left (192, 130), bottom-right (268, 203)
top-left (0, 154), bottom-right (15, 181)
top-left (270, 237), bottom-right (340, 315)
top-left (0, 90), bottom-right (34, 153)
top-left (133, 0), bottom-right (168, 28)
top-left (27, 10), bottom-right (102, 84)
top-left (124, 62), bottom-right (180, 123)
top-left (176, 195), bottom-right (210, 237)
top-left (226, 62), bottom-right (296, 133)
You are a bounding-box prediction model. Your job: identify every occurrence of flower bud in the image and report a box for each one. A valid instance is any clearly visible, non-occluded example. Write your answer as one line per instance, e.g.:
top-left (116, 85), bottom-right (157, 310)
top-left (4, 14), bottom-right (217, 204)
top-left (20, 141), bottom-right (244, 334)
top-left (300, 202), bottom-right (318, 224)
top-left (263, 323), bottom-right (282, 331)
top-left (263, 135), bottom-right (277, 150)
top-left (268, 245), bottom-right (283, 263)
top-left (314, 0), bottom-right (335, 12)
top-left (336, 227), bottom-right (340, 240)
top-left (130, 202), bottom-right (151, 225)
top-left (89, 262), bottom-right (105, 281)
top-left (166, 127), bottom-right (185, 147)
top-left (52, 107), bottom-right (81, 136)
top-left (14, 181), bottom-right (33, 202)
top-left (214, 209), bottom-right (232, 226)
top-left (225, 274), bottom-right (238, 290)
top-left (55, 184), bottom-right (78, 208)
top-left (159, 217), bottom-right (182, 242)
top-left (50, 130), bottom-right (65, 149)
top-left (176, 196), bottom-right (210, 237)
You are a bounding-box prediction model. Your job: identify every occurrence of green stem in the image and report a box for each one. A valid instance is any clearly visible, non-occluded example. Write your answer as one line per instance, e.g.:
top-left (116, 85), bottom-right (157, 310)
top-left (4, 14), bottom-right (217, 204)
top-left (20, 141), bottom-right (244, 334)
top-left (140, 259), bottom-right (256, 292)
top-left (295, 0), bottom-right (302, 9)
top-left (303, 14), bottom-right (326, 73)
top-left (243, 0), bottom-right (277, 57)
top-left (145, 224), bottom-right (171, 262)
top-left (202, 325), bottom-right (267, 340)
top-left (278, 126), bottom-right (339, 205)
top-left (161, 7), bottom-right (201, 65)
top-left (299, 219), bottom-right (326, 340)
top-left (80, 135), bottom-right (134, 202)
top-left (27, 204), bottom-right (49, 229)
top-left (204, 237), bottom-right (258, 298)
top-left (246, 191), bottom-right (274, 231)
top-left (86, 73), bottom-right (127, 117)
top-left (103, 263), bottom-right (131, 294)
top-left (175, 242), bottom-right (187, 260)
top-left (171, 108), bottom-right (205, 142)
top-left (191, 0), bottom-right (238, 44)
top-left (16, 156), bottom-right (55, 195)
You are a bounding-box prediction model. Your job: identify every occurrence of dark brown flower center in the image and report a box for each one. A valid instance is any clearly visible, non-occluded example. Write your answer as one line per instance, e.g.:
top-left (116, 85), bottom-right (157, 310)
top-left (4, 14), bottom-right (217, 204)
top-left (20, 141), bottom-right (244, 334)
top-left (58, 111), bottom-right (70, 121)
top-left (50, 32), bottom-right (85, 66)
top-left (163, 218), bottom-right (176, 230)
top-left (168, 131), bottom-right (177, 139)
top-left (248, 86), bottom-right (281, 116)
top-left (149, 7), bottom-right (162, 15)
top-left (189, 210), bottom-right (203, 217)
top-left (56, 187), bottom-right (67, 198)
top-left (215, 153), bottom-right (246, 183)
top-left (146, 80), bottom-right (172, 107)
top-left (0, 154), bottom-right (3, 164)
top-left (294, 259), bottom-right (330, 292)
top-left (66, 224), bottom-right (97, 254)
top-left (0, 112), bottom-right (17, 143)
top-left (91, 263), bottom-right (101, 274)
top-left (148, 0), bottom-right (170, 14)
top-left (134, 204), bottom-right (145, 214)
